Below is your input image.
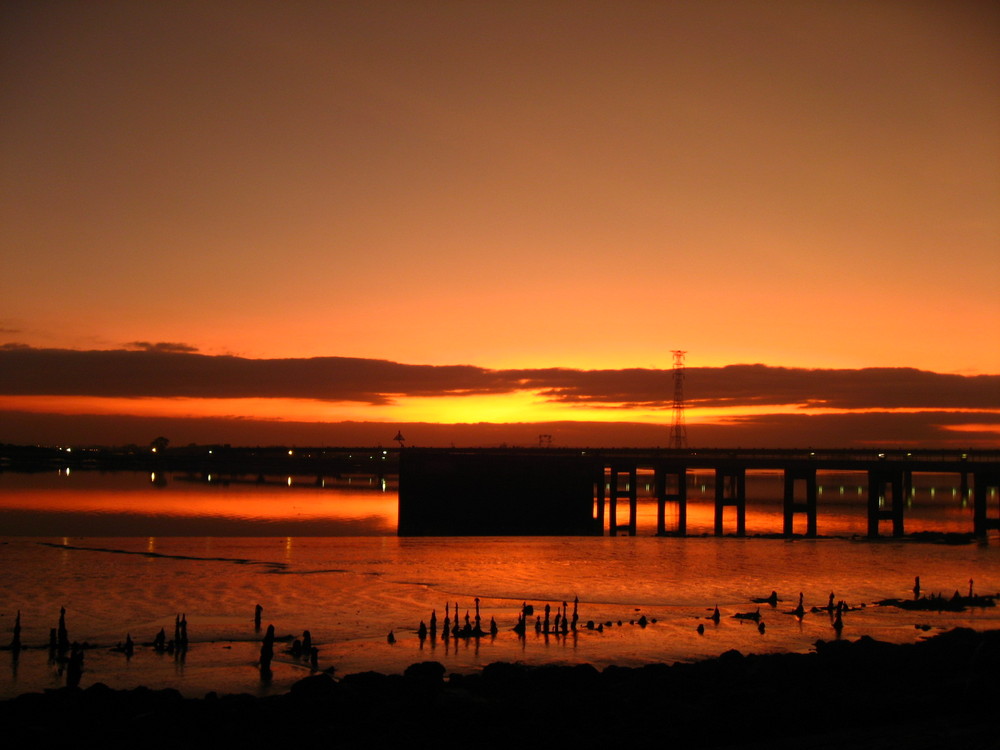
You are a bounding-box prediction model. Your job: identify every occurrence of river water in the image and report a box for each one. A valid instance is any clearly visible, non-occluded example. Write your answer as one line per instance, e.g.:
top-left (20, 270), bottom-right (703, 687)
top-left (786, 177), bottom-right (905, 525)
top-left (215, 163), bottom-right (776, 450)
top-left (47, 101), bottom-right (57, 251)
top-left (1, 469), bottom-right (998, 699)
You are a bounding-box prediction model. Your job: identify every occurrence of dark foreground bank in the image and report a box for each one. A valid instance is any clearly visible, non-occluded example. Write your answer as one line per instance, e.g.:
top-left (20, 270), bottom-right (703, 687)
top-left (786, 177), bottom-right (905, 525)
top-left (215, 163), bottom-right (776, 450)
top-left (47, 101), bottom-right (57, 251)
top-left (3, 628), bottom-right (998, 749)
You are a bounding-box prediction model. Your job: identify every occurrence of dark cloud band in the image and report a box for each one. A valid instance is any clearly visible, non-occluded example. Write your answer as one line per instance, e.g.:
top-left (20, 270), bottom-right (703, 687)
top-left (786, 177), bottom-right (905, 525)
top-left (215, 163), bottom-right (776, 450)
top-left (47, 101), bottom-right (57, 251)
top-left (0, 346), bottom-right (997, 411)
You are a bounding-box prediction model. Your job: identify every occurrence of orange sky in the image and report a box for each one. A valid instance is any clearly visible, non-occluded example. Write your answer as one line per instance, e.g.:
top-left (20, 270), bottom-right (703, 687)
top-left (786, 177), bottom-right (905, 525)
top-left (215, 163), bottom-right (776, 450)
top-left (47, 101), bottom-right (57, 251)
top-left (1, 1), bottom-right (998, 447)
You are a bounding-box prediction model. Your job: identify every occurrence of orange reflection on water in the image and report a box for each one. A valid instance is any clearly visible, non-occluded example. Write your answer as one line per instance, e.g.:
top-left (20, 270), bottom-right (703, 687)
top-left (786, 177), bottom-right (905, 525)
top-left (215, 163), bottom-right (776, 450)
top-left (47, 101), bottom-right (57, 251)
top-left (0, 484), bottom-right (398, 524)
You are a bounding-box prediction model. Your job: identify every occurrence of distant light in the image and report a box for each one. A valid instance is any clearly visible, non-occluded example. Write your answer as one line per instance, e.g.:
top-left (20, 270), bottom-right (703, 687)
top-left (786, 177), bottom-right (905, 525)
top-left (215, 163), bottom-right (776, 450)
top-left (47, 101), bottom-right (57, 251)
top-left (382, 450), bottom-right (387, 455)
top-left (287, 477), bottom-right (293, 487)
top-left (151, 447), bottom-right (157, 453)
top-left (65, 447), bottom-right (72, 453)
top-left (208, 449), bottom-right (213, 455)
top-left (288, 450), bottom-right (294, 456)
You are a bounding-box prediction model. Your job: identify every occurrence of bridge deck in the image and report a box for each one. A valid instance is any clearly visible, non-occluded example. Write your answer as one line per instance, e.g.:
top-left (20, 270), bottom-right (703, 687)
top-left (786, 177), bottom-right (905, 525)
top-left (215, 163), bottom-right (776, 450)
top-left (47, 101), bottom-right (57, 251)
top-left (398, 448), bottom-right (1000, 538)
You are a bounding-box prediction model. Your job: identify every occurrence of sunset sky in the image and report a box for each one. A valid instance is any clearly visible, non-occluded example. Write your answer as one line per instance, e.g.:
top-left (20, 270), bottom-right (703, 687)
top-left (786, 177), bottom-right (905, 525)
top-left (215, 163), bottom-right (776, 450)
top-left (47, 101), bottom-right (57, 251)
top-left (2, 1), bottom-right (998, 448)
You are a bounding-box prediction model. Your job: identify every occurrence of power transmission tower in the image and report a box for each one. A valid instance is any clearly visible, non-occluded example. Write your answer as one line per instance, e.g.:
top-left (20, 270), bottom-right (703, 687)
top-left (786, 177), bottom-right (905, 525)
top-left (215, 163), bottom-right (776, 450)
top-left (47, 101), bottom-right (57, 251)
top-left (669, 350), bottom-right (688, 449)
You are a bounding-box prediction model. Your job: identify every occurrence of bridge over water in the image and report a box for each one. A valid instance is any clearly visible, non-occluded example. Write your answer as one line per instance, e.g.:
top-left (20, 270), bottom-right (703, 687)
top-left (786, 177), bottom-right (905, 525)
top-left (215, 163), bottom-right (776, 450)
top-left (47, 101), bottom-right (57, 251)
top-left (397, 448), bottom-right (1000, 538)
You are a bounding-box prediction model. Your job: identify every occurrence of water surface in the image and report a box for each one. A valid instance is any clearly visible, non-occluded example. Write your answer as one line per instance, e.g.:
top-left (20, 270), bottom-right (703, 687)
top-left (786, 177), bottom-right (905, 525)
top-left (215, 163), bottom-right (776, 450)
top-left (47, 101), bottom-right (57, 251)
top-left (1, 470), bottom-right (997, 699)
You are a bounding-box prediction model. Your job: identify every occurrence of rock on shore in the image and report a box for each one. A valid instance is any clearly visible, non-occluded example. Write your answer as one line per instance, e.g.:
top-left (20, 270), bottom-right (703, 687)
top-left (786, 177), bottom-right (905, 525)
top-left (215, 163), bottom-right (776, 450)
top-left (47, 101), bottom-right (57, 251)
top-left (2, 628), bottom-right (997, 749)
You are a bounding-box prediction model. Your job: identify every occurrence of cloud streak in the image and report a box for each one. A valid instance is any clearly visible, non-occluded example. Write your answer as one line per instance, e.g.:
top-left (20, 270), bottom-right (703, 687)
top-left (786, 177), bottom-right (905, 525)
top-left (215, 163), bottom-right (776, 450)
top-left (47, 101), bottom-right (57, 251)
top-left (125, 341), bottom-right (200, 354)
top-left (530, 365), bottom-right (1000, 411)
top-left (1, 346), bottom-right (998, 412)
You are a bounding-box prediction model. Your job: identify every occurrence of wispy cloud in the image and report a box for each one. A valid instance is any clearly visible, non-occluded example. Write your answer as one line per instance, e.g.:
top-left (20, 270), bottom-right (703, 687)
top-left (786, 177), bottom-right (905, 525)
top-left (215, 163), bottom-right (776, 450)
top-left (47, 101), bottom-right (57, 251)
top-left (124, 341), bottom-right (201, 354)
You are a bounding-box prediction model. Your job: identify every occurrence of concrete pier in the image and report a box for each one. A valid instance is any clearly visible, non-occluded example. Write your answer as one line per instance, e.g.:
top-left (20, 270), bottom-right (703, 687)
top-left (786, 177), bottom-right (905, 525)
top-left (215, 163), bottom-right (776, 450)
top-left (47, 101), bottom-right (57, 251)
top-left (607, 464), bottom-right (637, 536)
top-left (654, 465), bottom-right (687, 536)
top-left (714, 467), bottom-right (746, 537)
top-left (867, 465), bottom-right (907, 537)
top-left (783, 467), bottom-right (817, 537)
top-left (974, 470), bottom-right (1000, 537)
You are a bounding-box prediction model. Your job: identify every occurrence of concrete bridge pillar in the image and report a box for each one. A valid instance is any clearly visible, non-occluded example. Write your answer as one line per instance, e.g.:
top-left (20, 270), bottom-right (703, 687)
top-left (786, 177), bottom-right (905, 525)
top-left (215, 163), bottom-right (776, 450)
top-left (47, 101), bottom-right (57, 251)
top-left (593, 465), bottom-right (606, 534)
top-left (973, 471), bottom-right (1000, 537)
top-left (714, 467), bottom-right (746, 537)
top-left (655, 464), bottom-right (688, 536)
top-left (867, 465), bottom-right (906, 537)
top-left (783, 467), bottom-right (817, 537)
top-left (607, 464), bottom-right (637, 536)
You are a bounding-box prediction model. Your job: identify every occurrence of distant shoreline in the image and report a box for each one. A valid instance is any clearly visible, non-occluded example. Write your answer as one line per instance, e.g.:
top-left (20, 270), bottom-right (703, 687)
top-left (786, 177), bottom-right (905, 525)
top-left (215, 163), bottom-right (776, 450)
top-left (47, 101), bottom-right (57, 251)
top-left (0, 442), bottom-right (400, 476)
top-left (3, 627), bottom-right (998, 748)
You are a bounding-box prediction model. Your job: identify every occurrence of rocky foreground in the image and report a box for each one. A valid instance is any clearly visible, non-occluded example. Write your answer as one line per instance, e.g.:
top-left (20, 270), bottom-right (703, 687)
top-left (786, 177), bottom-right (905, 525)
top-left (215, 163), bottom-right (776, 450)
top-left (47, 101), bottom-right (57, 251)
top-left (3, 628), bottom-right (998, 749)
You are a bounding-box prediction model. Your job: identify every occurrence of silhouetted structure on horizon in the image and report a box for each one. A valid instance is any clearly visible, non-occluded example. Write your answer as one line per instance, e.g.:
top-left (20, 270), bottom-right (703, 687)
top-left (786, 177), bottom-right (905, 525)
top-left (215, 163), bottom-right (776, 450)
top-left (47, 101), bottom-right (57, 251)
top-left (398, 447), bottom-right (1000, 538)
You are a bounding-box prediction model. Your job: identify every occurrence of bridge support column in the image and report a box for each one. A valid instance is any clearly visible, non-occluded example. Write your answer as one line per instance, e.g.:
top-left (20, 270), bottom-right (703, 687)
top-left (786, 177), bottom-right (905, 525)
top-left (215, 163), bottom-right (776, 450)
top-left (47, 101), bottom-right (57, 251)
top-left (783, 467), bottom-right (817, 537)
top-left (593, 466), bottom-right (606, 535)
top-left (608, 464), bottom-right (637, 536)
top-left (655, 465), bottom-right (687, 536)
top-left (973, 471), bottom-right (1000, 537)
top-left (867, 466), bottom-right (905, 537)
top-left (714, 468), bottom-right (746, 537)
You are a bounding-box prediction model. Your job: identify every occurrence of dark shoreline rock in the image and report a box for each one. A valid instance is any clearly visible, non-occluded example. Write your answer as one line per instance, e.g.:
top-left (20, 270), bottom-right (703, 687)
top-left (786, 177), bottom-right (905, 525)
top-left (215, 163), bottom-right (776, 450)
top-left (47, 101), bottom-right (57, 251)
top-left (2, 628), bottom-right (998, 748)
top-left (877, 593), bottom-right (997, 612)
